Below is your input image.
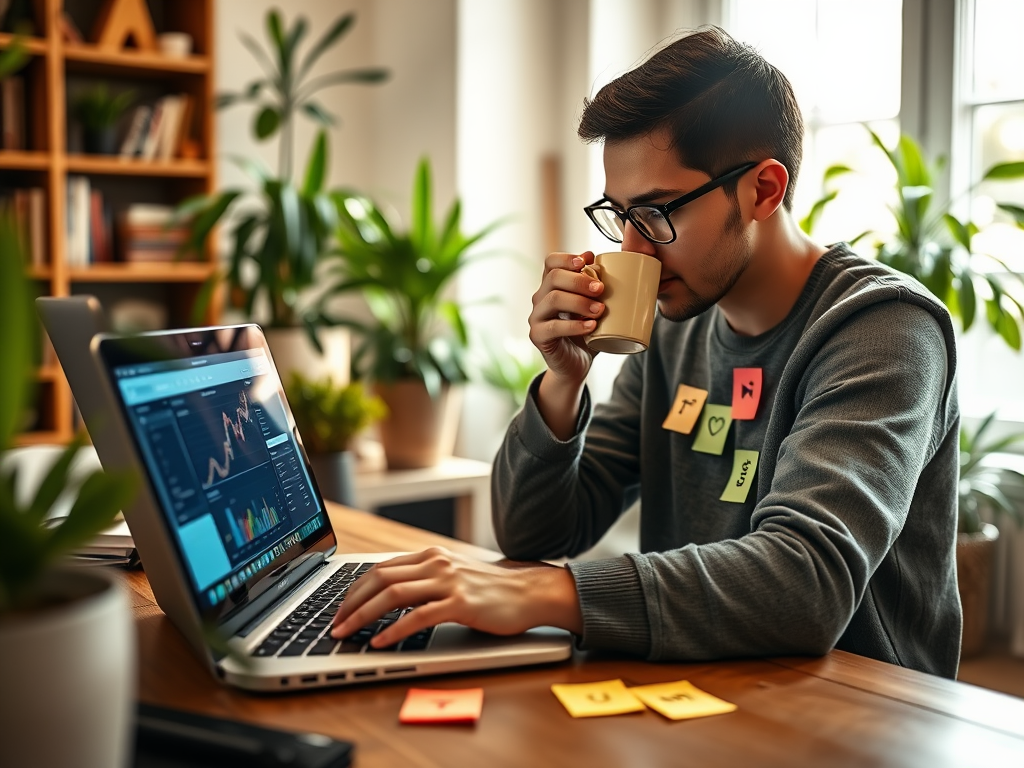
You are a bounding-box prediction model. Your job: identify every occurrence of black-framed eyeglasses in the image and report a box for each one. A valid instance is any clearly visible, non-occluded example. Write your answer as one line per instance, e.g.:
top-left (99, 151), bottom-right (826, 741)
top-left (584, 161), bottom-right (760, 245)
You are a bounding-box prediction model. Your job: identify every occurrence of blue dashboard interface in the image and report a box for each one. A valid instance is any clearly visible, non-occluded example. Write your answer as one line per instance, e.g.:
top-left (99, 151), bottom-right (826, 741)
top-left (114, 349), bottom-right (324, 609)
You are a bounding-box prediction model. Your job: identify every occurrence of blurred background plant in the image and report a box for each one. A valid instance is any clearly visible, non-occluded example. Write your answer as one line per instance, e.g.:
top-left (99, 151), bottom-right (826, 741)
top-left (179, 8), bottom-right (388, 329)
top-left (285, 372), bottom-right (386, 454)
top-left (802, 126), bottom-right (1024, 348)
top-left (73, 84), bottom-right (134, 154)
top-left (958, 412), bottom-right (1024, 535)
top-left (477, 338), bottom-right (545, 413)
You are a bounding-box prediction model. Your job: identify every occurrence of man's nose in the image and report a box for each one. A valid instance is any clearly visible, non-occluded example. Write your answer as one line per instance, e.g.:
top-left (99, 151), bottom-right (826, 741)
top-left (620, 219), bottom-right (658, 256)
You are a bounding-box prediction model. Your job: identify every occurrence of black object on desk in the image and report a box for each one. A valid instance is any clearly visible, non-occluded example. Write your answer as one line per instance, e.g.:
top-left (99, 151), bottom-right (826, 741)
top-left (134, 703), bottom-right (353, 768)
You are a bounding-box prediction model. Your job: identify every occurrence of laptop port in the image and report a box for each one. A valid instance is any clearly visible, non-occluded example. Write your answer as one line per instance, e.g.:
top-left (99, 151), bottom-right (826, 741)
top-left (353, 670), bottom-right (377, 679)
top-left (280, 678), bottom-right (290, 687)
top-left (325, 672), bottom-right (347, 681)
top-left (383, 667), bottom-right (416, 675)
top-left (300, 675), bottom-right (318, 684)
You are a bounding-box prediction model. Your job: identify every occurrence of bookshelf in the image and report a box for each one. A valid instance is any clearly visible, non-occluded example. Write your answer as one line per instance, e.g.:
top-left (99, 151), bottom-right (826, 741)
top-left (0, 0), bottom-right (218, 445)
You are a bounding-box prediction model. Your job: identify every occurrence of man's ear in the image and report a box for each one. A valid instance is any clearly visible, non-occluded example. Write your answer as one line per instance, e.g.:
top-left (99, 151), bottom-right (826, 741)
top-left (747, 160), bottom-right (788, 222)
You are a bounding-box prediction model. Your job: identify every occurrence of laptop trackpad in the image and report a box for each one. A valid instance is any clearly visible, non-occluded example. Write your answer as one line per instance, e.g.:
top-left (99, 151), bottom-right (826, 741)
top-left (428, 623), bottom-right (571, 653)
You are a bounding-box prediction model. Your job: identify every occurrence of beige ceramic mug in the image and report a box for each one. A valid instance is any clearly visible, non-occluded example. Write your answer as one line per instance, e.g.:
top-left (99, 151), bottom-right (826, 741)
top-left (581, 250), bottom-right (661, 354)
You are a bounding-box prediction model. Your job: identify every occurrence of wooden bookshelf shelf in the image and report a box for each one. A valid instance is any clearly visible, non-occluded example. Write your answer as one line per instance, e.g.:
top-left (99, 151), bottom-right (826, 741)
top-left (66, 154), bottom-right (209, 177)
top-left (63, 45), bottom-right (209, 77)
top-left (68, 262), bottom-right (215, 283)
top-left (0, 33), bottom-right (48, 56)
top-left (12, 0), bottom-right (218, 446)
top-left (0, 150), bottom-right (50, 169)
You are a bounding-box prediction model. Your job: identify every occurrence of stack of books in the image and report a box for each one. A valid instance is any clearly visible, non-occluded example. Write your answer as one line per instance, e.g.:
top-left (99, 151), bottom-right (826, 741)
top-left (119, 94), bottom-right (193, 161)
top-left (116, 203), bottom-right (193, 263)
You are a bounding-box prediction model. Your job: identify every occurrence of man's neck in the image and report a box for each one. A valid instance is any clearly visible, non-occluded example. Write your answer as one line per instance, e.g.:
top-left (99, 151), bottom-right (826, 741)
top-left (717, 212), bottom-right (828, 337)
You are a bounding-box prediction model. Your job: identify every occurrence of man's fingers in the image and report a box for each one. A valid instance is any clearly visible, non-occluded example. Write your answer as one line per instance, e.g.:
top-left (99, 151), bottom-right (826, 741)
top-left (371, 600), bottom-right (453, 648)
top-left (543, 251), bottom-right (594, 275)
top-left (331, 577), bottom-right (444, 639)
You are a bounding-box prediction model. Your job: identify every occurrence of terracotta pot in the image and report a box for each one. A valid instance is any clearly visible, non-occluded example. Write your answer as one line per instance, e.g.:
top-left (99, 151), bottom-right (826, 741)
top-left (0, 567), bottom-right (135, 768)
top-left (957, 523), bottom-right (1000, 658)
top-left (308, 450), bottom-right (357, 506)
top-left (374, 380), bottom-right (461, 470)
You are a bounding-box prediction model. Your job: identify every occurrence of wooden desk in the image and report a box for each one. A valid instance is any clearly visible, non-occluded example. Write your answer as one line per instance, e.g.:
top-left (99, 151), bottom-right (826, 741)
top-left (125, 503), bottom-right (1024, 768)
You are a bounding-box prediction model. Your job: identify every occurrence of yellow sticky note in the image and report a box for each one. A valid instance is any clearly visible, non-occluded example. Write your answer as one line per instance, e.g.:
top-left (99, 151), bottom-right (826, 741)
top-left (662, 384), bottom-right (709, 434)
top-left (690, 404), bottom-right (732, 455)
top-left (720, 449), bottom-right (760, 503)
top-left (629, 680), bottom-right (737, 720)
top-left (550, 679), bottom-right (647, 718)
top-left (399, 688), bottom-right (484, 724)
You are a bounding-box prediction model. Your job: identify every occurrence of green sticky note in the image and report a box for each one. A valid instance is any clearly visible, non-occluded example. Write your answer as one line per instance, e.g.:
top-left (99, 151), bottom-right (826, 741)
top-left (720, 449), bottom-right (760, 503)
top-left (691, 404), bottom-right (732, 455)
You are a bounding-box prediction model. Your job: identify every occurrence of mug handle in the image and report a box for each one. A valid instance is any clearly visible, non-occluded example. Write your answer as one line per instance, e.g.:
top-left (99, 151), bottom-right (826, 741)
top-left (581, 263), bottom-right (602, 282)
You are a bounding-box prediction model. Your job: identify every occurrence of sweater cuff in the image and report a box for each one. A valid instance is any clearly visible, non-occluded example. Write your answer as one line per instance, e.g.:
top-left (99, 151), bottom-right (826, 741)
top-left (566, 556), bottom-right (651, 657)
top-left (512, 373), bottom-right (592, 460)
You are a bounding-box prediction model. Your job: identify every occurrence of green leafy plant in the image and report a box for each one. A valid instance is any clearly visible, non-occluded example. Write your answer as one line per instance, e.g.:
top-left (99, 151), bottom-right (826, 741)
top-left (0, 34), bottom-right (28, 80)
top-left (181, 9), bottom-right (389, 328)
top-left (958, 413), bottom-right (1024, 534)
top-left (285, 373), bottom-right (386, 453)
top-left (802, 127), bottom-right (1024, 348)
top-left (0, 209), bottom-right (136, 614)
top-left (73, 84), bottom-right (134, 130)
top-left (478, 340), bottom-right (545, 412)
top-left (319, 158), bottom-right (502, 397)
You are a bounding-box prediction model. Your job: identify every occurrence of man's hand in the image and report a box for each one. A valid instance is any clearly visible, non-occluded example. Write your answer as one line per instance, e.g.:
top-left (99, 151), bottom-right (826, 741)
top-left (529, 251), bottom-right (605, 385)
top-left (329, 547), bottom-right (583, 648)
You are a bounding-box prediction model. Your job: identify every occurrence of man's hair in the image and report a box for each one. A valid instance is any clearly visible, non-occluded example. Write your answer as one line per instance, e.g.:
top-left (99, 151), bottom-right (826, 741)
top-left (578, 27), bottom-right (804, 211)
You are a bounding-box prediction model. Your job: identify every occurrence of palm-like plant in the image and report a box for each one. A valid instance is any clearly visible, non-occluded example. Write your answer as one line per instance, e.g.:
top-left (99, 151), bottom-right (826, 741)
top-left (319, 158), bottom-right (501, 397)
top-left (180, 10), bottom-right (388, 328)
top-left (802, 127), bottom-right (1024, 348)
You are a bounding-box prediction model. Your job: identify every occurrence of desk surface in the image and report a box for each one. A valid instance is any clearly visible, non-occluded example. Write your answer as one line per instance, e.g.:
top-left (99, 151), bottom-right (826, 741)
top-left (125, 503), bottom-right (1024, 768)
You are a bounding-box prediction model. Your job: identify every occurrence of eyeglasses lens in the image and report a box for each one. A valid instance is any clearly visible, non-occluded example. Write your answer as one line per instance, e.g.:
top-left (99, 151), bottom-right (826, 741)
top-left (590, 208), bottom-right (625, 242)
top-left (631, 207), bottom-right (672, 243)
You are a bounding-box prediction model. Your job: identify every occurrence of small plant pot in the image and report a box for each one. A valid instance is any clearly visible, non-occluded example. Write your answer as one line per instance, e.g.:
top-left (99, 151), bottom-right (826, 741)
top-left (957, 522), bottom-right (1000, 658)
top-left (375, 380), bottom-right (461, 470)
top-left (0, 567), bottom-right (135, 767)
top-left (83, 126), bottom-right (119, 155)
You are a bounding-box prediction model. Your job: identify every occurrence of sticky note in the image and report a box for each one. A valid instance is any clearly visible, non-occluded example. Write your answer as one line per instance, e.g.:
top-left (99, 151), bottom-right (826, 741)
top-left (720, 450), bottom-right (760, 503)
top-left (732, 368), bottom-right (763, 420)
top-left (690, 405), bottom-right (732, 455)
top-left (629, 680), bottom-right (737, 720)
top-left (550, 679), bottom-right (647, 718)
top-left (662, 384), bottom-right (709, 434)
top-left (399, 688), bottom-right (484, 724)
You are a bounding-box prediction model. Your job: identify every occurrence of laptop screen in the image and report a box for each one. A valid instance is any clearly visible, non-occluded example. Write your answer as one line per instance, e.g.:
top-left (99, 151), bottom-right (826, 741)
top-left (103, 329), bottom-right (331, 616)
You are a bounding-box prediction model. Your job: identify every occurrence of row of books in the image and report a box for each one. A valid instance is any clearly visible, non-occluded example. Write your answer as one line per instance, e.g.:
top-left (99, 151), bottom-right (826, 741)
top-left (65, 178), bottom-right (193, 265)
top-left (120, 94), bottom-right (194, 161)
top-left (1, 186), bottom-right (46, 266)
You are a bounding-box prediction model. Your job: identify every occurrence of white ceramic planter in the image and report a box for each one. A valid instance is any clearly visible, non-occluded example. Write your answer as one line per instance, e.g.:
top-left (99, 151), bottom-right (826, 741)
top-left (0, 567), bottom-right (136, 768)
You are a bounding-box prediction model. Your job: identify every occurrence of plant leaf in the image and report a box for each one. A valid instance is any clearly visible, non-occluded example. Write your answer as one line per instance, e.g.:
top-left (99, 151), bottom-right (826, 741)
top-left (44, 471), bottom-right (137, 560)
top-left (997, 203), bottom-right (1024, 229)
top-left (0, 208), bottom-right (32, 447)
top-left (943, 214), bottom-right (973, 251)
top-left (302, 131), bottom-right (328, 196)
top-left (297, 13), bottom-right (355, 81)
top-left (301, 100), bottom-right (337, 128)
top-left (957, 275), bottom-right (977, 332)
top-left (25, 437), bottom-right (84, 524)
top-left (982, 161), bottom-right (1024, 181)
top-left (254, 106), bottom-right (281, 140)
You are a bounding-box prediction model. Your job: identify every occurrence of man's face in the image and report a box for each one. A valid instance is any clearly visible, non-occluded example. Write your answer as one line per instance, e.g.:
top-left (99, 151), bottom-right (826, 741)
top-left (601, 129), bottom-right (752, 323)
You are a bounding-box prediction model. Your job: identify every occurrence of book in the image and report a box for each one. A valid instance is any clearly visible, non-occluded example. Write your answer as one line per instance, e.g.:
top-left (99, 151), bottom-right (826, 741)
top-left (26, 186), bottom-right (44, 265)
top-left (1, 75), bottom-right (24, 150)
top-left (140, 98), bottom-right (165, 160)
top-left (66, 176), bottom-right (91, 266)
top-left (119, 104), bottom-right (151, 158)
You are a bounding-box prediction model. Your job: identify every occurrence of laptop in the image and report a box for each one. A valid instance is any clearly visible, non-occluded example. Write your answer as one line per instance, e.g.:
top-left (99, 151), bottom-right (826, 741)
top-left (37, 297), bottom-right (572, 691)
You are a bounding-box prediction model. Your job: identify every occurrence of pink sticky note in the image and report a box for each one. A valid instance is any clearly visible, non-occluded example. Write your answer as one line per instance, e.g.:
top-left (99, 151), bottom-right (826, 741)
top-left (399, 688), bottom-right (484, 724)
top-left (732, 368), bottom-right (763, 420)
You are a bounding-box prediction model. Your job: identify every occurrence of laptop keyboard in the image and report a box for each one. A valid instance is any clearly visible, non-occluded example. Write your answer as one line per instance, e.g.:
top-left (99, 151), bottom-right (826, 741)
top-left (252, 562), bottom-right (435, 658)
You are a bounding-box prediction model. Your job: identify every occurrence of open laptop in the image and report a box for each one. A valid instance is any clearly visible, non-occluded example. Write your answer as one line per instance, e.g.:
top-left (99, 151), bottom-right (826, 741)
top-left (37, 297), bottom-right (572, 691)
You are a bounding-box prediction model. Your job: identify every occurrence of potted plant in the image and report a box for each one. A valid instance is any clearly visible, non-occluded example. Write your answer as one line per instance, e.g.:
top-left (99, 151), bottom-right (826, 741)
top-left (180, 9), bottom-right (388, 380)
top-left (285, 372), bottom-right (386, 505)
top-left (320, 157), bottom-right (501, 469)
top-left (478, 338), bottom-right (546, 414)
top-left (802, 127), bottom-right (1024, 345)
top-left (956, 413), bottom-right (1024, 657)
top-left (0, 205), bottom-right (138, 765)
top-left (73, 83), bottom-right (134, 154)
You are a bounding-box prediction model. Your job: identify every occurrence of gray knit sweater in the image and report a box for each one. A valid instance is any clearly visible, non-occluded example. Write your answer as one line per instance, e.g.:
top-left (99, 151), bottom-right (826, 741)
top-left (492, 245), bottom-right (962, 678)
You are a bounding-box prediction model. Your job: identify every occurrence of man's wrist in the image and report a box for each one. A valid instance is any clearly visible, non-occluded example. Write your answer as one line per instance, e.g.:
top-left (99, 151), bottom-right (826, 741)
top-left (523, 564), bottom-right (583, 635)
top-left (537, 371), bottom-right (586, 441)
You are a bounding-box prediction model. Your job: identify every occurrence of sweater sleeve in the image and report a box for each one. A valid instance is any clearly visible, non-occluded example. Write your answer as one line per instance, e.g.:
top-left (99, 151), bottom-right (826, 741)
top-left (573, 299), bottom-right (950, 661)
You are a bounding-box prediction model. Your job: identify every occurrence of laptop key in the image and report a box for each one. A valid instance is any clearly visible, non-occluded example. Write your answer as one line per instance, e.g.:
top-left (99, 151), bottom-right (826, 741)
top-left (280, 638), bottom-right (314, 657)
top-left (308, 638), bottom-right (338, 656)
top-left (336, 641), bottom-right (364, 654)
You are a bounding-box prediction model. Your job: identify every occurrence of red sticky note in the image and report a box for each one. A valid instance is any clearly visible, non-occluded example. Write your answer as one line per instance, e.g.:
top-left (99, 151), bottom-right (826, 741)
top-left (732, 368), bottom-right (763, 420)
top-left (399, 687), bottom-right (484, 724)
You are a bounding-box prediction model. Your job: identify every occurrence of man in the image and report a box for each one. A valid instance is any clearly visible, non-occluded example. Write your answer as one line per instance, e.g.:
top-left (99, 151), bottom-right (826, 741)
top-left (332, 27), bottom-right (962, 678)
